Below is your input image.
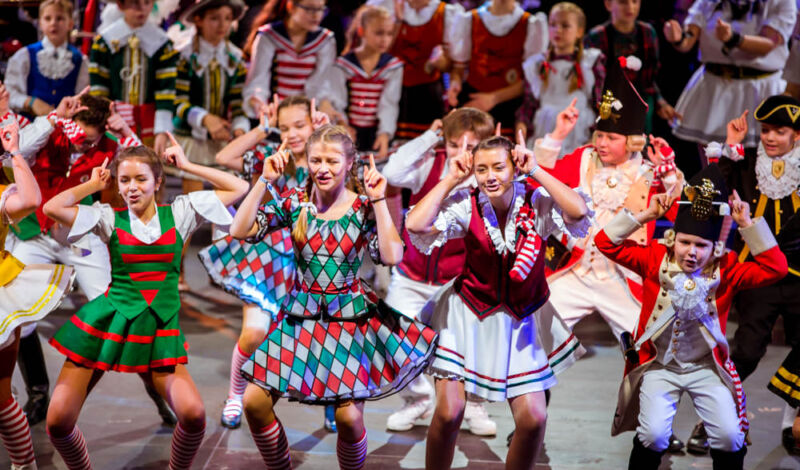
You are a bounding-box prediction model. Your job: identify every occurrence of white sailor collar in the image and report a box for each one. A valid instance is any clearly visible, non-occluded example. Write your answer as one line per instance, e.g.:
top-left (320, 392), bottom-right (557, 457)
top-left (477, 180), bottom-right (526, 255)
top-left (755, 143), bottom-right (800, 200)
top-left (476, 3), bottom-right (524, 36)
top-left (100, 18), bottom-right (169, 57)
top-left (183, 37), bottom-right (242, 75)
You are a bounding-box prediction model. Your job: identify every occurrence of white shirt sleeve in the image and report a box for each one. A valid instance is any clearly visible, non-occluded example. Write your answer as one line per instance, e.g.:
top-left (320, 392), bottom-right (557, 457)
top-left (407, 188), bottom-right (472, 254)
top-left (763, 0), bottom-right (797, 42)
top-left (6, 48), bottom-right (31, 112)
top-left (530, 187), bottom-right (593, 240)
top-left (170, 190), bottom-right (234, 240)
top-left (242, 33), bottom-right (276, 118)
top-left (18, 116), bottom-right (55, 161)
top-left (67, 202), bottom-right (116, 244)
top-left (443, 3), bottom-right (466, 42)
top-left (523, 12), bottom-right (549, 61)
top-left (383, 130), bottom-right (439, 191)
top-left (305, 36), bottom-right (337, 99)
top-left (685, 0), bottom-right (714, 29)
top-left (75, 54), bottom-right (90, 95)
top-left (187, 106), bottom-right (209, 138)
top-left (785, 39), bottom-right (800, 84)
top-left (318, 61), bottom-right (349, 114)
top-left (377, 65), bottom-right (403, 138)
top-left (448, 9), bottom-right (472, 65)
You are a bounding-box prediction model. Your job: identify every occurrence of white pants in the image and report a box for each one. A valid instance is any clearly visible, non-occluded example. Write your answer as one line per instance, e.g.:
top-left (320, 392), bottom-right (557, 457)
top-left (548, 270), bottom-right (640, 340)
top-left (384, 272), bottom-right (442, 400)
top-left (637, 362), bottom-right (744, 452)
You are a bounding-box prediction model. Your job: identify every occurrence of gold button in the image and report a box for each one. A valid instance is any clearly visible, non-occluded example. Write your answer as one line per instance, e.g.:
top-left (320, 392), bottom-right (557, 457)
top-left (657, 305), bottom-right (663, 310)
top-left (641, 195), bottom-right (646, 200)
top-left (661, 291), bottom-right (667, 297)
top-left (607, 177), bottom-right (618, 188)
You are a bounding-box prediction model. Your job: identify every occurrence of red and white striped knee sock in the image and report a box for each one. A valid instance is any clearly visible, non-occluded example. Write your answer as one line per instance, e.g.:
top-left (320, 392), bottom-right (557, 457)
top-left (509, 216), bottom-right (541, 282)
top-left (0, 397), bottom-right (35, 467)
top-left (336, 431), bottom-right (368, 470)
top-left (251, 419), bottom-right (291, 470)
top-left (168, 423), bottom-right (205, 470)
top-left (228, 344), bottom-right (250, 400)
top-left (48, 426), bottom-right (91, 470)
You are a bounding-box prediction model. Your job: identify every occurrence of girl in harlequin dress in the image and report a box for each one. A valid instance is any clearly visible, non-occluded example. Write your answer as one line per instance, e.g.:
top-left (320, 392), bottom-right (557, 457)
top-left (0, 121), bottom-right (75, 470)
top-left (201, 95), bottom-right (343, 430)
top-left (42, 136), bottom-right (248, 470)
top-left (405, 134), bottom-right (591, 470)
top-left (229, 125), bottom-right (438, 470)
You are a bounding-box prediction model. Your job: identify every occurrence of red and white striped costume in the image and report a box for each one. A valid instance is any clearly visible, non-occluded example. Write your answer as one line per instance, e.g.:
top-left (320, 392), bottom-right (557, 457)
top-left (242, 21), bottom-right (335, 117)
top-left (322, 52), bottom-right (403, 138)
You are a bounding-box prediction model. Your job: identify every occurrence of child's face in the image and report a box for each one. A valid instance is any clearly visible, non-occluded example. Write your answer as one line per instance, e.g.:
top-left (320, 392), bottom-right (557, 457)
top-left (548, 10), bottom-right (583, 52)
top-left (195, 6), bottom-right (234, 45)
top-left (308, 141), bottom-right (352, 193)
top-left (760, 123), bottom-right (800, 157)
top-left (119, 0), bottom-right (154, 28)
top-left (604, 0), bottom-right (640, 24)
top-left (40, 5), bottom-right (73, 46)
top-left (594, 131), bottom-right (630, 165)
top-left (278, 105), bottom-right (314, 157)
top-left (445, 131), bottom-right (479, 160)
top-left (117, 159), bottom-right (160, 212)
top-left (361, 16), bottom-right (394, 53)
top-left (288, 0), bottom-right (326, 32)
top-left (673, 232), bottom-right (714, 273)
top-left (473, 147), bottom-right (515, 200)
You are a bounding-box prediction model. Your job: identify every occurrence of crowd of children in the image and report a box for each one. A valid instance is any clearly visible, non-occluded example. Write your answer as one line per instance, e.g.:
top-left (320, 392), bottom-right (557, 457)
top-left (0, 0), bottom-right (799, 469)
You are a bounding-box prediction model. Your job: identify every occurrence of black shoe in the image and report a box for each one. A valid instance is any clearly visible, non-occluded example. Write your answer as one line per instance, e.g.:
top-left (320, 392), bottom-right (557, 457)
top-left (144, 383), bottom-right (178, 426)
top-left (782, 427), bottom-right (800, 455)
top-left (22, 391), bottom-right (49, 426)
top-left (710, 446), bottom-right (746, 470)
top-left (667, 433), bottom-right (684, 453)
top-left (628, 436), bottom-right (665, 470)
top-left (507, 430), bottom-right (514, 447)
top-left (687, 422), bottom-right (710, 455)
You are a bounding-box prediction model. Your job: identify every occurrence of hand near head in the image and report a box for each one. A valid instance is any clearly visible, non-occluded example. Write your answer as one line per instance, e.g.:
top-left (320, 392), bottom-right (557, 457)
top-left (162, 132), bottom-right (189, 169)
top-left (646, 135), bottom-right (670, 165)
top-left (552, 98), bottom-right (580, 141)
top-left (639, 184), bottom-right (680, 223)
top-left (726, 110), bottom-right (749, 146)
top-left (106, 102), bottom-right (134, 137)
top-left (364, 154), bottom-right (387, 200)
top-left (1, 121), bottom-right (20, 153)
top-left (89, 157), bottom-right (111, 191)
top-left (511, 129), bottom-right (537, 175)
top-left (310, 98), bottom-right (331, 130)
top-left (262, 140), bottom-right (289, 183)
top-left (55, 86), bottom-right (89, 120)
top-left (446, 136), bottom-right (473, 185)
top-left (729, 189), bottom-right (752, 227)
top-left (0, 83), bottom-right (9, 117)
top-left (428, 119), bottom-right (443, 134)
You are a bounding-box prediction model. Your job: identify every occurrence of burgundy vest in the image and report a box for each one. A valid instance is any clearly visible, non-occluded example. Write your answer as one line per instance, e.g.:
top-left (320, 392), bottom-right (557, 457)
top-left (397, 149), bottom-right (465, 285)
top-left (454, 187), bottom-right (549, 319)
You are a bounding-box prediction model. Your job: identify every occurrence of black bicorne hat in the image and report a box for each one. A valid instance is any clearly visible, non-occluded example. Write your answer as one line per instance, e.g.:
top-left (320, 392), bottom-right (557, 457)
top-left (595, 56), bottom-right (649, 136)
top-left (754, 95), bottom-right (800, 130)
top-left (673, 164), bottom-right (730, 241)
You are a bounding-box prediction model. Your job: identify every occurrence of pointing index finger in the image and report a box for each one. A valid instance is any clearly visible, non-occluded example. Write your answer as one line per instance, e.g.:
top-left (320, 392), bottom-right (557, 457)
top-left (166, 131), bottom-right (179, 147)
top-left (517, 128), bottom-right (525, 147)
top-left (569, 97), bottom-right (578, 110)
top-left (100, 157), bottom-right (109, 171)
top-left (369, 153), bottom-right (376, 170)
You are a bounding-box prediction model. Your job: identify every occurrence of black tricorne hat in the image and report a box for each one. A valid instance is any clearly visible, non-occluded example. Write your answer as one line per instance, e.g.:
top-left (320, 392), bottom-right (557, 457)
top-left (595, 56), bottom-right (649, 136)
top-left (179, 0), bottom-right (245, 24)
top-left (673, 164), bottom-right (729, 241)
top-left (754, 95), bottom-right (800, 130)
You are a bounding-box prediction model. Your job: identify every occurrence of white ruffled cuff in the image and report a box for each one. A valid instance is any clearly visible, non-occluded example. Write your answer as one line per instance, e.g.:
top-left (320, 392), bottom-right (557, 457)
top-left (186, 190), bottom-right (233, 226)
top-left (407, 212), bottom-right (457, 255)
top-left (603, 210), bottom-right (642, 245)
top-left (551, 188), bottom-right (594, 239)
top-left (739, 217), bottom-right (777, 256)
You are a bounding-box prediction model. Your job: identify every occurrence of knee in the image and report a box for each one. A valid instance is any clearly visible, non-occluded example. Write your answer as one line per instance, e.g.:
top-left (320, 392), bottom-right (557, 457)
top-left (243, 385), bottom-right (274, 424)
top-left (178, 402), bottom-right (206, 431)
top-left (514, 404), bottom-right (547, 437)
top-left (238, 328), bottom-right (266, 353)
top-left (434, 395), bottom-right (466, 432)
top-left (46, 403), bottom-right (78, 438)
top-left (709, 428), bottom-right (744, 452)
top-left (335, 404), bottom-right (365, 441)
top-left (636, 427), bottom-right (670, 452)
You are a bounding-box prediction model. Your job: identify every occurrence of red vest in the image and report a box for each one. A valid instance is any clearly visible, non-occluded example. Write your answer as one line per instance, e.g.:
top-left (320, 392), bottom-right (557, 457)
top-left (455, 187), bottom-right (549, 319)
top-left (467, 10), bottom-right (528, 92)
top-left (30, 127), bottom-right (118, 234)
top-left (398, 149), bottom-right (465, 285)
top-left (391, 2), bottom-right (446, 88)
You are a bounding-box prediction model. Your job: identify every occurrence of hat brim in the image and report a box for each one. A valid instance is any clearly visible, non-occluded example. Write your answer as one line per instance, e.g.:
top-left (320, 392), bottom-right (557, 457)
top-left (179, 0), bottom-right (244, 24)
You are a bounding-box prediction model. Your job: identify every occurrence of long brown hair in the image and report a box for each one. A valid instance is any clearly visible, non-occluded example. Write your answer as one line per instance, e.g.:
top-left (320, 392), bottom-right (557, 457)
top-left (112, 146), bottom-right (164, 183)
top-left (292, 125), bottom-right (362, 243)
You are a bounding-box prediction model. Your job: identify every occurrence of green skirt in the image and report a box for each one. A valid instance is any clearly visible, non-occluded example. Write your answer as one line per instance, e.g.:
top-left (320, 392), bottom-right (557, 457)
top-left (49, 295), bottom-right (188, 373)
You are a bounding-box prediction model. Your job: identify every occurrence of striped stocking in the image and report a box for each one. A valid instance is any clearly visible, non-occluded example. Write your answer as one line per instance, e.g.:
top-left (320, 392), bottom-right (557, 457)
top-left (509, 213), bottom-right (541, 283)
top-left (0, 397), bottom-right (35, 468)
top-left (228, 344), bottom-right (249, 400)
top-left (48, 426), bottom-right (91, 470)
top-left (251, 419), bottom-right (291, 469)
top-left (168, 423), bottom-right (205, 470)
top-left (336, 431), bottom-right (368, 470)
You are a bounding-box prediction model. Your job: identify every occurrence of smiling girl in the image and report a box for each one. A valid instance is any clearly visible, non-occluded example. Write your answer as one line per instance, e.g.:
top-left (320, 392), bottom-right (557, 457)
top-left (405, 132), bottom-right (590, 469)
top-left (230, 125), bottom-right (437, 470)
top-left (42, 135), bottom-right (248, 469)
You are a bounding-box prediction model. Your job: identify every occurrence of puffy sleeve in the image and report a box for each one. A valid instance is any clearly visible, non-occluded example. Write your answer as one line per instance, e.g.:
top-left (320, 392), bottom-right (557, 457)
top-left (248, 188), bottom-right (300, 242)
top-left (382, 130), bottom-right (439, 192)
top-left (242, 31), bottom-right (276, 118)
top-left (407, 188), bottom-right (472, 254)
top-left (763, 0), bottom-right (797, 43)
top-left (17, 116), bottom-right (55, 162)
top-left (318, 60), bottom-right (349, 115)
top-left (529, 186), bottom-right (593, 240)
top-left (305, 34), bottom-right (337, 99)
top-left (684, 0), bottom-right (713, 29)
top-left (5, 48), bottom-right (30, 112)
top-left (377, 64), bottom-right (403, 138)
top-left (448, 9), bottom-right (472, 66)
top-left (66, 202), bottom-right (116, 244)
top-left (170, 190), bottom-right (234, 240)
top-left (523, 12), bottom-right (548, 60)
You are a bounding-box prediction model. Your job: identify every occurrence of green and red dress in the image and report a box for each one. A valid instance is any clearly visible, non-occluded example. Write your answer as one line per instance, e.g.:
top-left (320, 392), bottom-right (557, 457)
top-left (50, 191), bottom-right (232, 372)
top-left (240, 188), bottom-right (438, 404)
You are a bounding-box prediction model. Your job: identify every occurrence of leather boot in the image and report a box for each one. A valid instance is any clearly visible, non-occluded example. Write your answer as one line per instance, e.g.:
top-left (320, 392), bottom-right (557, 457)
top-left (710, 446), bottom-right (746, 470)
top-left (17, 332), bottom-right (49, 426)
top-left (628, 436), bottom-right (665, 470)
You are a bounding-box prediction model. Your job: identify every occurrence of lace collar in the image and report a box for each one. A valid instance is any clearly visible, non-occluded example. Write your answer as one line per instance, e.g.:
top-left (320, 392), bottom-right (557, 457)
top-left (477, 181), bottom-right (526, 255)
top-left (36, 37), bottom-right (75, 80)
top-left (755, 143), bottom-right (800, 200)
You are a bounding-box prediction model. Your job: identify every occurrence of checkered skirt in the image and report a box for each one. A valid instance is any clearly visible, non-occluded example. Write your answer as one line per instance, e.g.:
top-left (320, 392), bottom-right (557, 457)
top-left (241, 300), bottom-right (438, 404)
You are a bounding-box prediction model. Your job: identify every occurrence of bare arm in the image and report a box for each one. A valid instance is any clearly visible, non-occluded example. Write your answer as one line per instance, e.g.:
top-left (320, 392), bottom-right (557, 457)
top-left (229, 142), bottom-right (289, 239)
top-left (663, 21), bottom-right (701, 53)
top-left (1, 123), bottom-right (41, 221)
top-left (364, 154), bottom-right (403, 264)
top-left (216, 110), bottom-right (271, 171)
top-left (43, 160), bottom-right (109, 227)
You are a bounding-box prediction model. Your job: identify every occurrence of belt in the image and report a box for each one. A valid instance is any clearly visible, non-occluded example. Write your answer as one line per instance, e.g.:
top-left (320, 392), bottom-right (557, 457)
top-left (705, 63), bottom-right (777, 80)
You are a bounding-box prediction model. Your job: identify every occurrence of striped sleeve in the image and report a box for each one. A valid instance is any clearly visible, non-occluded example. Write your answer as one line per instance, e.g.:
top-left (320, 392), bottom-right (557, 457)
top-left (154, 41), bottom-right (179, 133)
top-left (174, 56), bottom-right (192, 123)
top-left (88, 35), bottom-right (111, 98)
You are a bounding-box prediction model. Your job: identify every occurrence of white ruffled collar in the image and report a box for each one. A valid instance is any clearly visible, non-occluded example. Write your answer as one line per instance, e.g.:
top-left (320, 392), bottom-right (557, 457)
top-left (671, 271), bottom-right (712, 321)
top-left (402, 0), bottom-right (440, 26)
top-left (477, 181), bottom-right (526, 255)
top-left (591, 154), bottom-right (642, 210)
top-left (185, 37), bottom-right (242, 75)
top-left (476, 3), bottom-right (525, 36)
top-left (755, 143), bottom-right (800, 200)
top-left (36, 37), bottom-right (76, 80)
top-left (100, 18), bottom-right (169, 57)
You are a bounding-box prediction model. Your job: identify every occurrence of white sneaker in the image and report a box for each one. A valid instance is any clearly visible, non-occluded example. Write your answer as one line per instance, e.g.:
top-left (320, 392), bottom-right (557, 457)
top-left (464, 401), bottom-right (497, 436)
top-left (386, 397), bottom-right (434, 431)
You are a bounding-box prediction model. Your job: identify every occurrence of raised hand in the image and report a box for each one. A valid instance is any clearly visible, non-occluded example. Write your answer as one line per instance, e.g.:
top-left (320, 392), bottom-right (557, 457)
top-left (552, 97), bottom-right (580, 141)
top-left (310, 98), bottom-right (331, 129)
top-left (640, 183), bottom-right (680, 223)
top-left (663, 19), bottom-right (683, 44)
top-left (646, 134), bottom-right (671, 165)
top-left (55, 86), bottom-right (90, 119)
top-left (726, 110), bottom-right (749, 146)
top-left (364, 154), bottom-right (387, 200)
top-left (715, 18), bottom-right (733, 42)
top-left (90, 157), bottom-right (112, 191)
top-left (428, 119), bottom-right (443, 134)
top-left (262, 140), bottom-right (289, 183)
top-left (1, 121), bottom-right (19, 153)
top-left (494, 122), bottom-right (502, 137)
top-left (511, 129), bottom-right (537, 175)
top-left (729, 189), bottom-right (752, 227)
top-left (162, 132), bottom-right (189, 169)
top-left (0, 83), bottom-right (9, 116)
top-left (446, 136), bottom-right (473, 185)
top-left (106, 101), bottom-right (134, 137)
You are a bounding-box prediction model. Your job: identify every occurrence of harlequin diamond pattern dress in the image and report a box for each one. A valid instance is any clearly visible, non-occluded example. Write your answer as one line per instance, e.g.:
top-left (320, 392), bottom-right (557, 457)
top-left (199, 144), bottom-right (307, 315)
top-left (240, 188), bottom-right (438, 404)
